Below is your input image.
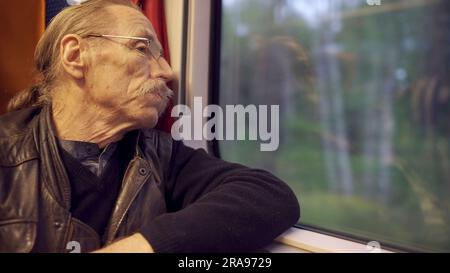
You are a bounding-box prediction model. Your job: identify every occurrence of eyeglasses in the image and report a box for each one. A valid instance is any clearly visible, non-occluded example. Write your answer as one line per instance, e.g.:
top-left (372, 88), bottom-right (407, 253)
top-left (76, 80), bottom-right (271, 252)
top-left (85, 34), bottom-right (164, 60)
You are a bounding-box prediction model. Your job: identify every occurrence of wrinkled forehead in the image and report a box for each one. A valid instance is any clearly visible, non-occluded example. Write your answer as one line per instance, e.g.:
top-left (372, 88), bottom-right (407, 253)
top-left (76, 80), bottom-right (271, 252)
top-left (104, 5), bottom-right (157, 40)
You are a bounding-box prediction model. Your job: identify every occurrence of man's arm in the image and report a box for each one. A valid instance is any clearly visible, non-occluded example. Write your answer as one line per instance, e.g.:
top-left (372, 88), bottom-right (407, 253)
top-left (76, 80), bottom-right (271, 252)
top-left (138, 140), bottom-right (300, 253)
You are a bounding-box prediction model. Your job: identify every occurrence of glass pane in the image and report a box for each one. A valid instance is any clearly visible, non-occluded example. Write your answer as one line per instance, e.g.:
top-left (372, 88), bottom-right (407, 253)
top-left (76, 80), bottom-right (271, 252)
top-left (218, 0), bottom-right (450, 252)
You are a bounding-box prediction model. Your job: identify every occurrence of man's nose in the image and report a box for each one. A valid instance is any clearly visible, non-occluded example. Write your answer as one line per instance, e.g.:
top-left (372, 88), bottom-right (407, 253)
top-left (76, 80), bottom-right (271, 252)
top-left (150, 57), bottom-right (176, 83)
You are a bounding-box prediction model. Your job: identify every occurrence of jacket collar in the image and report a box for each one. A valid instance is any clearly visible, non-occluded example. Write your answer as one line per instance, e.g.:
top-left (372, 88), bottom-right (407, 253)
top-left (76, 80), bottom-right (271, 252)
top-left (36, 103), bottom-right (72, 209)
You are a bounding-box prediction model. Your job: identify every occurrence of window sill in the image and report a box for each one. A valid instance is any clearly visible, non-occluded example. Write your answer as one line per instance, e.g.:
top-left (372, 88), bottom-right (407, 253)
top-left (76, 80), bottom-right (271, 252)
top-left (265, 227), bottom-right (393, 253)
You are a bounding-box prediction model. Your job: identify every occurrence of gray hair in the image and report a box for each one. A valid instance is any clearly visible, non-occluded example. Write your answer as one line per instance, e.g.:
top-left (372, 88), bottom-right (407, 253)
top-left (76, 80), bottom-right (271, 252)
top-left (7, 0), bottom-right (140, 112)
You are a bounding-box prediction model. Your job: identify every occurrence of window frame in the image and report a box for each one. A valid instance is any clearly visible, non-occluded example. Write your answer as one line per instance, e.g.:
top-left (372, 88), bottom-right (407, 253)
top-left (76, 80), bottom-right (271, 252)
top-left (180, 0), bottom-right (441, 253)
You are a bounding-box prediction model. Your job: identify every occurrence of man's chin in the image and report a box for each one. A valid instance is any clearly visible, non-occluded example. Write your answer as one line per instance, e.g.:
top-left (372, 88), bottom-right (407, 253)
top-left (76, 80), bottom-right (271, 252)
top-left (135, 109), bottom-right (160, 129)
top-left (143, 93), bottom-right (169, 116)
top-left (134, 99), bottom-right (170, 129)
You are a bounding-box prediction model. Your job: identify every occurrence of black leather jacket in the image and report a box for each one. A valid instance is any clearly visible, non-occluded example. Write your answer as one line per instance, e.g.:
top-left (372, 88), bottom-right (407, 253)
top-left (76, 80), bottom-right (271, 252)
top-left (0, 105), bottom-right (300, 253)
top-left (0, 104), bottom-right (175, 253)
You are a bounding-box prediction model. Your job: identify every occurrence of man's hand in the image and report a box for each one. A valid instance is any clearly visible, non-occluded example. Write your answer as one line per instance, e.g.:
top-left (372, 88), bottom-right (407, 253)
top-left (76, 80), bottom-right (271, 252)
top-left (92, 233), bottom-right (155, 253)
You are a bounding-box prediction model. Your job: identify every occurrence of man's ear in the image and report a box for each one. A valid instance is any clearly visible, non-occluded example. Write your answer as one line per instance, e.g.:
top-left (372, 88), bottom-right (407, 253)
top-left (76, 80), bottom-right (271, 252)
top-left (60, 34), bottom-right (85, 80)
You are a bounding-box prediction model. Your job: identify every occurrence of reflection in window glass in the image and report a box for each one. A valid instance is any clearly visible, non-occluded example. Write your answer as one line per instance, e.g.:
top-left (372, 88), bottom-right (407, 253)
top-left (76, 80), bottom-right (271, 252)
top-left (218, 0), bottom-right (450, 251)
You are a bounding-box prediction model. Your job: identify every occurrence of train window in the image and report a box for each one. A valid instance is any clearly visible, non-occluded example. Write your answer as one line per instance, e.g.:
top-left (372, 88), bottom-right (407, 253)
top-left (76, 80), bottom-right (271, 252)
top-left (215, 0), bottom-right (450, 252)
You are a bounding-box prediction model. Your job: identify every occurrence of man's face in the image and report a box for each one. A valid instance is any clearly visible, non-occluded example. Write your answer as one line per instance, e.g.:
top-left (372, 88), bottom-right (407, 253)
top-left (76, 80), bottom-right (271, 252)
top-left (83, 5), bottom-right (175, 129)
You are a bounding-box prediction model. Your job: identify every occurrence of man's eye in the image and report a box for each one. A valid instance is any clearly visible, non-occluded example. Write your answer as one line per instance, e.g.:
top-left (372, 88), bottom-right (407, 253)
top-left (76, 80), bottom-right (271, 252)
top-left (135, 45), bottom-right (149, 54)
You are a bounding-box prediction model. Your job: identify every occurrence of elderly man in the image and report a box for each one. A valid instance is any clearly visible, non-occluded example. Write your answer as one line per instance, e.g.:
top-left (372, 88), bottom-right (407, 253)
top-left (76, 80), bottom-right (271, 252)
top-left (0, 0), bottom-right (299, 253)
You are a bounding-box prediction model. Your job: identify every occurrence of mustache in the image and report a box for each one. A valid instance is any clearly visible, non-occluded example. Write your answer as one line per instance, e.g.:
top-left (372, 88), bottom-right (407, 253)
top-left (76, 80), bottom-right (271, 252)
top-left (137, 79), bottom-right (174, 100)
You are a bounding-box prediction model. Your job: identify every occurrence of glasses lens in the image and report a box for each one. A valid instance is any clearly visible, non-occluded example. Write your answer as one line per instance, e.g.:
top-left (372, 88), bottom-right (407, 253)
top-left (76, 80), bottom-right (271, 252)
top-left (148, 40), bottom-right (163, 59)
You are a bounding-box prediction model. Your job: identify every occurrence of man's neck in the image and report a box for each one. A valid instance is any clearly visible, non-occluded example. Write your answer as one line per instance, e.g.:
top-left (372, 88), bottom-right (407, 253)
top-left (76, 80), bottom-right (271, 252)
top-left (51, 89), bottom-right (137, 149)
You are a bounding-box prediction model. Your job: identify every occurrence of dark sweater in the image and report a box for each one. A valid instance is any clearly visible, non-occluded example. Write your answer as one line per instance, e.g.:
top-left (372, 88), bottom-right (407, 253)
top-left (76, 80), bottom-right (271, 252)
top-left (139, 140), bottom-right (300, 253)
